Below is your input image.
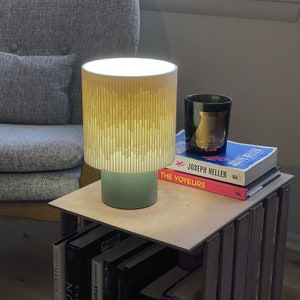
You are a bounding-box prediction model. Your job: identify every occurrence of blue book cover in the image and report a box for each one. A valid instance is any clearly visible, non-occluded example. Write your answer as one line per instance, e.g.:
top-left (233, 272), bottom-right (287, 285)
top-left (168, 130), bottom-right (278, 186)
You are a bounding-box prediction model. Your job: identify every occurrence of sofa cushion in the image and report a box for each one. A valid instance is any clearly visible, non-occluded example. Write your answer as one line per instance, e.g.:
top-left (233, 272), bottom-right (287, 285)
top-left (0, 52), bottom-right (76, 124)
top-left (0, 166), bottom-right (81, 201)
top-left (0, 0), bottom-right (140, 124)
top-left (0, 124), bottom-right (83, 172)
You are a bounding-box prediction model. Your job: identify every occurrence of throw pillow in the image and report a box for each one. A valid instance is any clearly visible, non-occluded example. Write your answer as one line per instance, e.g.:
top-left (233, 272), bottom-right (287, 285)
top-left (0, 52), bottom-right (76, 124)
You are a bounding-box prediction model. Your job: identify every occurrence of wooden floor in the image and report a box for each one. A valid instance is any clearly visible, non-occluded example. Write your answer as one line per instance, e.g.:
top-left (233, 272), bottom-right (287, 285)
top-left (0, 217), bottom-right (299, 300)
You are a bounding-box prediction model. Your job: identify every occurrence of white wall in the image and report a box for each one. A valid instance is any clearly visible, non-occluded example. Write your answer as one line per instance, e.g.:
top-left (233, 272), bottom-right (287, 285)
top-left (138, 8), bottom-right (300, 251)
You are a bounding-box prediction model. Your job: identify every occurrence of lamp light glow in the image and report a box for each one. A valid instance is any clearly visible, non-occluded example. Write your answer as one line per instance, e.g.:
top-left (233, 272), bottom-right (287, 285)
top-left (82, 57), bottom-right (177, 209)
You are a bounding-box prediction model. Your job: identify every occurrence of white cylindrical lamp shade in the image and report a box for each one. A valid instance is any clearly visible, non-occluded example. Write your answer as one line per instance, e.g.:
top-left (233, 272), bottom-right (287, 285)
top-left (82, 58), bottom-right (177, 174)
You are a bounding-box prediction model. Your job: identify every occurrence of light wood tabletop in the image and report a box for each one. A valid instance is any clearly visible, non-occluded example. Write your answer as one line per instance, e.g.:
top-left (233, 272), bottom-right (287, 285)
top-left (49, 173), bottom-right (293, 253)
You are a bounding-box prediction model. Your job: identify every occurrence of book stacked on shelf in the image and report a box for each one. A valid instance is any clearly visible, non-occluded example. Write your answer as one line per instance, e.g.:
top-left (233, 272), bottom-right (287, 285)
top-left (91, 235), bottom-right (151, 300)
top-left (53, 223), bottom-right (204, 300)
top-left (138, 266), bottom-right (189, 300)
top-left (159, 129), bottom-right (280, 200)
top-left (138, 265), bottom-right (204, 300)
top-left (160, 266), bottom-right (204, 300)
top-left (53, 223), bottom-right (129, 300)
top-left (53, 222), bottom-right (97, 300)
top-left (116, 244), bottom-right (178, 300)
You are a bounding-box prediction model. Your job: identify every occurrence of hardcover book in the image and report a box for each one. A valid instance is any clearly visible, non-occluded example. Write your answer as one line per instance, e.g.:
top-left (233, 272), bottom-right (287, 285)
top-left (161, 266), bottom-right (204, 300)
top-left (116, 244), bottom-right (177, 300)
top-left (158, 167), bottom-right (281, 200)
top-left (168, 129), bottom-right (278, 186)
top-left (53, 222), bottom-right (97, 300)
top-left (91, 235), bottom-right (151, 300)
top-left (138, 266), bottom-right (189, 300)
top-left (65, 225), bottom-right (128, 300)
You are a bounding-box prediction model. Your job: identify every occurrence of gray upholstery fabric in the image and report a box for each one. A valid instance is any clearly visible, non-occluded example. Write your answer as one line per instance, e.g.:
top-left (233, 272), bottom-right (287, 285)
top-left (0, 0), bottom-right (140, 201)
top-left (0, 167), bottom-right (82, 201)
top-left (0, 0), bottom-right (140, 124)
top-left (0, 53), bottom-right (75, 125)
top-left (0, 124), bottom-right (83, 172)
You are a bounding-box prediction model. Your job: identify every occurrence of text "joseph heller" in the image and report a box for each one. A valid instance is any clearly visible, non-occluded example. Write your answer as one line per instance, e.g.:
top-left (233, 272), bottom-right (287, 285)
top-left (187, 163), bottom-right (227, 178)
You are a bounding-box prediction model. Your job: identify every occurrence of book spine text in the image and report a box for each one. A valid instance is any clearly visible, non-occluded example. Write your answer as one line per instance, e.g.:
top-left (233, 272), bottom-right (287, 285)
top-left (169, 155), bottom-right (246, 185)
top-left (158, 168), bottom-right (247, 200)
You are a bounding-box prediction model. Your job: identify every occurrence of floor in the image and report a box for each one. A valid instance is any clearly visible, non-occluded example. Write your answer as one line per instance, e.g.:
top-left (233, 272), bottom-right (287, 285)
top-left (0, 217), bottom-right (299, 300)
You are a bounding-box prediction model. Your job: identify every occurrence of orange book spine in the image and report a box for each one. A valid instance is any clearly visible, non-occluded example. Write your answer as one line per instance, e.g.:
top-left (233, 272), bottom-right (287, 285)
top-left (158, 168), bottom-right (247, 200)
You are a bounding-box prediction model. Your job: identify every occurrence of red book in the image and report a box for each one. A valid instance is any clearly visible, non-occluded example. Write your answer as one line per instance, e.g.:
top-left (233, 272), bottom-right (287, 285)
top-left (158, 168), bottom-right (280, 201)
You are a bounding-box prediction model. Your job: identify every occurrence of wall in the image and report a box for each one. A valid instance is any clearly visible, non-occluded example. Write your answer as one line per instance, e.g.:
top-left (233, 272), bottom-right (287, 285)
top-left (138, 8), bottom-right (300, 251)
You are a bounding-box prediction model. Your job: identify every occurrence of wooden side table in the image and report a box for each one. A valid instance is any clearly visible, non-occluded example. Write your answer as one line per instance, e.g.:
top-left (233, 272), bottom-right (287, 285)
top-left (50, 173), bottom-right (293, 300)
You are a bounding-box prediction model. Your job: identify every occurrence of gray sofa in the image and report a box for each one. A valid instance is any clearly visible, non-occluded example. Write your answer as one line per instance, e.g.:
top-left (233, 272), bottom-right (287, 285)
top-left (0, 1), bottom-right (140, 206)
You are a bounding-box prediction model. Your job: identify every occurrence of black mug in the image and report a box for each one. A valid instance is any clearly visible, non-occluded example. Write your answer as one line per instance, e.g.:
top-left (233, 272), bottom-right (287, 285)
top-left (185, 94), bottom-right (232, 156)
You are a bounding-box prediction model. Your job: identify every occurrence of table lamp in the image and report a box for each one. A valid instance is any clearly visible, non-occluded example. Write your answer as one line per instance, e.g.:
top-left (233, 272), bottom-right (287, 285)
top-left (82, 57), bottom-right (177, 209)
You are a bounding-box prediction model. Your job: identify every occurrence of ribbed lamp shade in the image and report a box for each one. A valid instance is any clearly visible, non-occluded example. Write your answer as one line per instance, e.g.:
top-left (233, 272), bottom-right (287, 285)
top-left (82, 58), bottom-right (177, 209)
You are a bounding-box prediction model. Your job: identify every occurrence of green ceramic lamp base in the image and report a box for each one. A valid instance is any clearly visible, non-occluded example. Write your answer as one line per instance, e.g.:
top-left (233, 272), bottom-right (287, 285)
top-left (101, 170), bottom-right (158, 209)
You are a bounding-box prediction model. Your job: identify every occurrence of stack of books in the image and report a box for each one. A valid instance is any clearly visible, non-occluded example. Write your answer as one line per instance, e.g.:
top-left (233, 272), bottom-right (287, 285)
top-left (53, 224), bottom-right (203, 300)
top-left (158, 129), bottom-right (280, 200)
